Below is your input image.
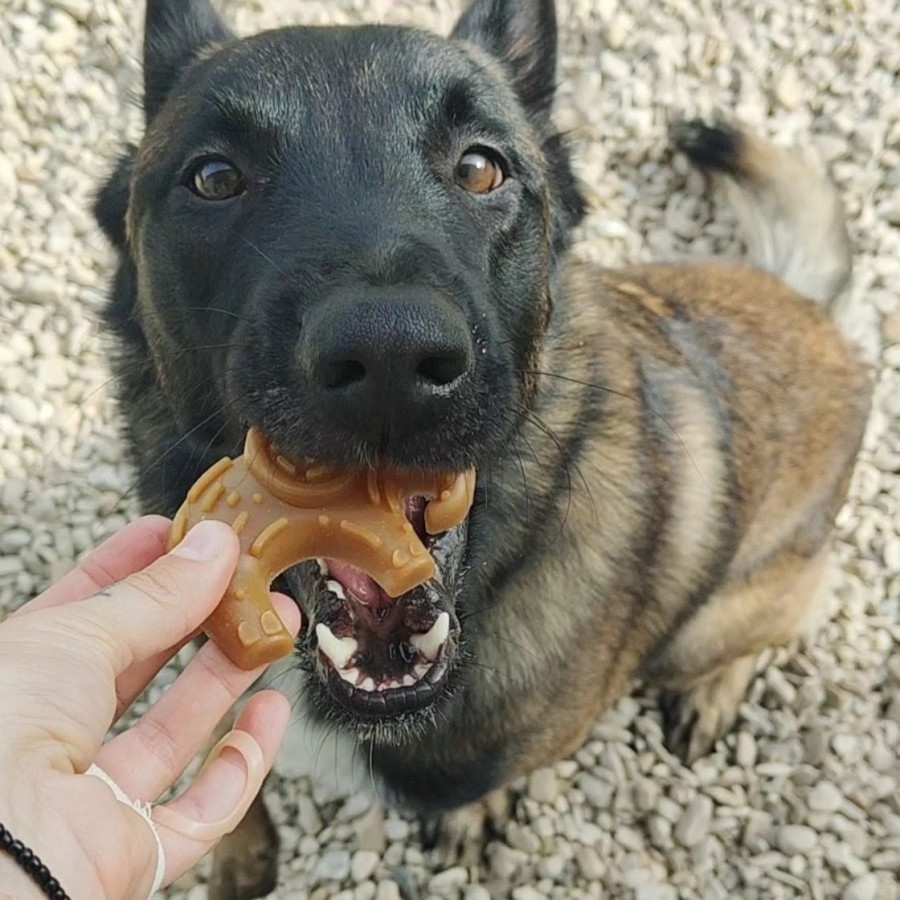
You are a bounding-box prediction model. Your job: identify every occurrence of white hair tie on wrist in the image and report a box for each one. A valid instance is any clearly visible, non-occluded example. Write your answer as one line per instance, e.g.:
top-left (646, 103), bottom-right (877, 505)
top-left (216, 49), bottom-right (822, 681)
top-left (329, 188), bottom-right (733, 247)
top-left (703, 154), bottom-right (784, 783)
top-left (85, 764), bottom-right (166, 899)
top-left (85, 729), bottom-right (265, 899)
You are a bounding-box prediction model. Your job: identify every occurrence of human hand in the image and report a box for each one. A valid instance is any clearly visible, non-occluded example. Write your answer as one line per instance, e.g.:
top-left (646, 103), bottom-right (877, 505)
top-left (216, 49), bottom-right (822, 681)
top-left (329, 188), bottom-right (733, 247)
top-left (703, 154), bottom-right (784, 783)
top-left (0, 516), bottom-right (302, 900)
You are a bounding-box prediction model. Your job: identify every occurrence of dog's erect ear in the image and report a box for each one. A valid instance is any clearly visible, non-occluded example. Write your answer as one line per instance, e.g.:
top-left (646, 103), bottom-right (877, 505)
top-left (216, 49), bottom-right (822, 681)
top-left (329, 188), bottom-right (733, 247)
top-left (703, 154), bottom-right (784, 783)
top-left (451, 0), bottom-right (557, 122)
top-left (143, 0), bottom-right (233, 120)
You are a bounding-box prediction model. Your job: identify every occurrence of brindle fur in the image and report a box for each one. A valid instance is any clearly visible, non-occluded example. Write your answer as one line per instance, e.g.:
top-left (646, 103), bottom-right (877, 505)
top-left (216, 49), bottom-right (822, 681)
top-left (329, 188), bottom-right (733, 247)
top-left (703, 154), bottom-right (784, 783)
top-left (94, 2), bottom-right (872, 895)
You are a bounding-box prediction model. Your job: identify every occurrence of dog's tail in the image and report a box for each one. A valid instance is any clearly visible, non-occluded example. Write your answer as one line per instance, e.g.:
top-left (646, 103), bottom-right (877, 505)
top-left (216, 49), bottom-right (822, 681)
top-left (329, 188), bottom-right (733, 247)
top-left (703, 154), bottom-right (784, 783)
top-left (671, 119), bottom-right (851, 309)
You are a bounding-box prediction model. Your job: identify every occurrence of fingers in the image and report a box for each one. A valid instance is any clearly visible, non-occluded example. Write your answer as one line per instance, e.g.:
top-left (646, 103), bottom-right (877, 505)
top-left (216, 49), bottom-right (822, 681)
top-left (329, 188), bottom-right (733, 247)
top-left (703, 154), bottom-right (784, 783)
top-left (97, 593), bottom-right (301, 800)
top-left (154, 691), bottom-right (289, 884)
top-left (113, 591), bottom-right (300, 720)
top-left (48, 520), bottom-right (241, 675)
top-left (15, 516), bottom-right (172, 616)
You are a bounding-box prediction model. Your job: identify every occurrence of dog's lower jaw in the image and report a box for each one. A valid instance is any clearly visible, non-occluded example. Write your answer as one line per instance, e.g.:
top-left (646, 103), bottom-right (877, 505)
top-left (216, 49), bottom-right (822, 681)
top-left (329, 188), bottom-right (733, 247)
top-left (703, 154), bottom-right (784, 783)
top-left (300, 650), bottom-right (468, 750)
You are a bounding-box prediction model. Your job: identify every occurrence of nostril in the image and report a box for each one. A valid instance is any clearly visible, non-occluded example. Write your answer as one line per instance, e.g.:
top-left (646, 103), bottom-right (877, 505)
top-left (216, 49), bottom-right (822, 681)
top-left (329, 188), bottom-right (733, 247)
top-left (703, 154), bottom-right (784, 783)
top-left (416, 353), bottom-right (468, 387)
top-left (319, 359), bottom-right (366, 390)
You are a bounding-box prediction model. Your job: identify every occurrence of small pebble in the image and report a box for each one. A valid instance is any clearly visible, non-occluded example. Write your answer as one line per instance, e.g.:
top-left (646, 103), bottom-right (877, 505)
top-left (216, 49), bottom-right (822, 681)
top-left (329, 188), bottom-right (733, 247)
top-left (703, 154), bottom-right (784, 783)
top-left (676, 796), bottom-right (713, 848)
top-left (777, 825), bottom-right (818, 856)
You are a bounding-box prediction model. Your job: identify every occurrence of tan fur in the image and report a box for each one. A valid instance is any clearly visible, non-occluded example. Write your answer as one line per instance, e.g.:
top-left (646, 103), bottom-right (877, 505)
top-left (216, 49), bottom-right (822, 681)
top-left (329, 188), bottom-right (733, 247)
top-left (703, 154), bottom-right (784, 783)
top-left (205, 119), bottom-right (872, 893)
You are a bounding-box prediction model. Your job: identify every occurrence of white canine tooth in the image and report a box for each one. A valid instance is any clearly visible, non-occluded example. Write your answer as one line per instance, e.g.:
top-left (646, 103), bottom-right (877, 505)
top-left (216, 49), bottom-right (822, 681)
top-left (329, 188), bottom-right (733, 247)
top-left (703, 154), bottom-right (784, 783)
top-left (402, 674), bottom-right (416, 687)
top-left (325, 579), bottom-right (347, 600)
top-left (410, 612), bottom-right (450, 661)
top-left (338, 666), bottom-right (360, 685)
top-left (315, 623), bottom-right (357, 669)
top-left (360, 677), bottom-right (376, 692)
top-left (316, 558), bottom-right (328, 576)
top-left (414, 663), bottom-right (432, 680)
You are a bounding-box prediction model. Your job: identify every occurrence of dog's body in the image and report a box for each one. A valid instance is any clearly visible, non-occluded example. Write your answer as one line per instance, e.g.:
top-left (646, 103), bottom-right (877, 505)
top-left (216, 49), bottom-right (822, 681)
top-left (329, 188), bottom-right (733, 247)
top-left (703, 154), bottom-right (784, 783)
top-left (95, 0), bottom-right (871, 895)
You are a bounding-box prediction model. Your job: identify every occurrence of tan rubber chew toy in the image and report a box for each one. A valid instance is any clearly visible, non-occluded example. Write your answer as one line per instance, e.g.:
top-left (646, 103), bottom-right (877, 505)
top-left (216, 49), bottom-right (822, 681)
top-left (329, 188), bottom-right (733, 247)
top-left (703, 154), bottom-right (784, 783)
top-left (169, 428), bottom-right (476, 670)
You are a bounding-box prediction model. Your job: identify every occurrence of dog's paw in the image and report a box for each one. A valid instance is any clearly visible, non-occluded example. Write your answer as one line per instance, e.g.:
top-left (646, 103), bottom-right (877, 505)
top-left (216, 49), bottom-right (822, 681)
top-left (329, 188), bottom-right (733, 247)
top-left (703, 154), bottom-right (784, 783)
top-left (207, 795), bottom-right (279, 900)
top-left (660, 655), bottom-right (758, 765)
top-left (421, 788), bottom-right (512, 870)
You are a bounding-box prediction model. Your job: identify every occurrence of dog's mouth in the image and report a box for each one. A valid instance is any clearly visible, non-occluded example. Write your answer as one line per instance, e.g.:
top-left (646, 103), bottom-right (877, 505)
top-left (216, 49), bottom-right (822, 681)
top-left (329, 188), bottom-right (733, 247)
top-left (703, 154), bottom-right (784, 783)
top-left (274, 469), bottom-right (469, 724)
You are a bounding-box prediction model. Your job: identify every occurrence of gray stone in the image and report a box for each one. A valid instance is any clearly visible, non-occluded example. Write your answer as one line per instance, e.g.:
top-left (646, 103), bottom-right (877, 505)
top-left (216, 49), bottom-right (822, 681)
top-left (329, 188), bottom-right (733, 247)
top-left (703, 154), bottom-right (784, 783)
top-left (429, 867), bottom-right (469, 894)
top-left (808, 781), bottom-right (843, 813)
top-left (841, 873), bottom-right (881, 900)
top-left (351, 850), bottom-right (380, 883)
top-left (777, 825), bottom-right (818, 856)
top-left (374, 882), bottom-right (402, 900)
top-left (310, 849), bottom-right (352, 886)
top-left (464, 888), bottom-right (491, 900)
top-left (528, 767), bottom-right (560, 804)
top-left (675, 796), bottom-right (713, 848)
top-left (575, 847), bottom-right (605, 880)
top-left (576, 773), bottom-right (615, 809)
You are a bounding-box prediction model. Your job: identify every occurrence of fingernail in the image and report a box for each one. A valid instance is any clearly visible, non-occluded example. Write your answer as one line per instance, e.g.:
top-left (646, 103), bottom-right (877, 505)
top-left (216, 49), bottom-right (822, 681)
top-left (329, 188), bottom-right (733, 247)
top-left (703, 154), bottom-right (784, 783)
top-left (172, 520), bottom-right (228, 561)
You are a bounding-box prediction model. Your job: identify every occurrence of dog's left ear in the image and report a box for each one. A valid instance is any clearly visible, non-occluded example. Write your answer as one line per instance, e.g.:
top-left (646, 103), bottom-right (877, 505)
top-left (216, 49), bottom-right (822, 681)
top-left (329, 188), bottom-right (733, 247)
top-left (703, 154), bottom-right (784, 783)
top-left (144, 0), bottom-right (233, 121)
top-left (452, 0), bottom-right (557, 123)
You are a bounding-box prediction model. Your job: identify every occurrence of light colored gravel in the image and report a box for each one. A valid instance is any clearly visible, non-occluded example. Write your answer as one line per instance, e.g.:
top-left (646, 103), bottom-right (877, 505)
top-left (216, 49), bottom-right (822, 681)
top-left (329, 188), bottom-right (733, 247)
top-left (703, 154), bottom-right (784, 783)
top-left (1, 0), bottom-right (898, 898)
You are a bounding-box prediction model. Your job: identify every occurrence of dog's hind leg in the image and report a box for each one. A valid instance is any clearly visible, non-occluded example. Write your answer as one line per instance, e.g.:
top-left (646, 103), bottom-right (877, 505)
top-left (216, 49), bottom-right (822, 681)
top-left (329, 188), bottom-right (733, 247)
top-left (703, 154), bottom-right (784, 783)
top-left (649, 543), bottom-right (832, 764)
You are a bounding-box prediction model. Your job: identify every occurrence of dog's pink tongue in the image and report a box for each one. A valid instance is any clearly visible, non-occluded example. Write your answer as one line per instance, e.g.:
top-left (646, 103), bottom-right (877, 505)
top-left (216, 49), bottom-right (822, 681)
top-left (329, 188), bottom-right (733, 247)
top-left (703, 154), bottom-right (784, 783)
top-left (325, 559), bottom-right (389, 607)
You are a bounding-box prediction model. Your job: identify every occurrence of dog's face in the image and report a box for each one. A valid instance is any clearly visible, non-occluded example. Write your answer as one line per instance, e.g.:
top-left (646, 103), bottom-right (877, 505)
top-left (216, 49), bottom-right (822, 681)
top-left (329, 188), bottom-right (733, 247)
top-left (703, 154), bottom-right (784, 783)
top-left (98, 0), bottom-right (584, 741)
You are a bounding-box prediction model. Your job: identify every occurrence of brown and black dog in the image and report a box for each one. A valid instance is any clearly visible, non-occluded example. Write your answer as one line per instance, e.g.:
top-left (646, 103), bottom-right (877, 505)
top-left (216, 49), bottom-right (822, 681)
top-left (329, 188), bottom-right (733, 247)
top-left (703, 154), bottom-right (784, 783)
top-left (94, 0), bottom-right (872, 895)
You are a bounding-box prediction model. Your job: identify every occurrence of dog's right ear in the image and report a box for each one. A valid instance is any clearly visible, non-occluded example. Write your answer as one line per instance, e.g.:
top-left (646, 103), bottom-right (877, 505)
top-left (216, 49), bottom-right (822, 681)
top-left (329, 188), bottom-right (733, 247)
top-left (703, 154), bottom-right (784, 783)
top-left (144, 0), bottom-right (233, 121)
top-left (451, 0), bottom-right (557, 124)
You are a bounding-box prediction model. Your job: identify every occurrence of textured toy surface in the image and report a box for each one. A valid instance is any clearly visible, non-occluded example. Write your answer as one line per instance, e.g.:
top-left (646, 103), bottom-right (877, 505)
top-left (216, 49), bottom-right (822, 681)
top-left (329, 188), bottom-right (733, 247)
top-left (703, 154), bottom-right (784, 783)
top-left (169, 428), bottom-right (475, 669)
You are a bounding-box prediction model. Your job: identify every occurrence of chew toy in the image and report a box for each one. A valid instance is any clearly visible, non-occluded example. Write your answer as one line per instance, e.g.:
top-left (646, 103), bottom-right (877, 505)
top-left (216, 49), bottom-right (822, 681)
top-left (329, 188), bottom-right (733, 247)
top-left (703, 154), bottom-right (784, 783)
top-left (169, 428), bottom-right (475, 669)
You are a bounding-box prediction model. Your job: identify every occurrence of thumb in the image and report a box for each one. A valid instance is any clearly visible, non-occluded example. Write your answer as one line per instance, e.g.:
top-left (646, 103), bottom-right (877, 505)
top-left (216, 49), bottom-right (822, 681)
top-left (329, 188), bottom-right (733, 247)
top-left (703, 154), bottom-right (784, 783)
top-left (56, 520), bottom-right (241, 674)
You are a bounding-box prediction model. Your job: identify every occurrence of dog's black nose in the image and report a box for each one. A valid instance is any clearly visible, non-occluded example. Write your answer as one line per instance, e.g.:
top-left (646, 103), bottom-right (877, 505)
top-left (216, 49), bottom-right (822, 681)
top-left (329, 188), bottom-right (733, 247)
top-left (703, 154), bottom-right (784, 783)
top-left (298, 288), bottom-right (473, 443)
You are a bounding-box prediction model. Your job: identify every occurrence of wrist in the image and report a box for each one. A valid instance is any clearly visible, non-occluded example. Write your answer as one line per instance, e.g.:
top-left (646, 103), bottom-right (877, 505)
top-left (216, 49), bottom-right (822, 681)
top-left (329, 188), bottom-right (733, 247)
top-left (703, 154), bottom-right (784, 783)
top-left (0, 845), bottom-right (49, 900)
top-left (0, 775), bottom-right (86, 900)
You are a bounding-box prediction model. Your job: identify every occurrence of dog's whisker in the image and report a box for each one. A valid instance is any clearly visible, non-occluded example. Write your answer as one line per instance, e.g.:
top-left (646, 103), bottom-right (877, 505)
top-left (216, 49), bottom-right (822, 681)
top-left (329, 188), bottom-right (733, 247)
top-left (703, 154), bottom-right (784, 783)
top-left (241, 235), bottom-right (290, 278)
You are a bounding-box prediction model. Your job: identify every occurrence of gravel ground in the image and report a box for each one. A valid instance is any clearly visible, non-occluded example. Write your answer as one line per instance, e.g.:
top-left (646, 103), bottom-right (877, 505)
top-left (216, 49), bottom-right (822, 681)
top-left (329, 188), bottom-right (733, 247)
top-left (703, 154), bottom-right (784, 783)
top-left (1, 0), bottom-right (899, 898)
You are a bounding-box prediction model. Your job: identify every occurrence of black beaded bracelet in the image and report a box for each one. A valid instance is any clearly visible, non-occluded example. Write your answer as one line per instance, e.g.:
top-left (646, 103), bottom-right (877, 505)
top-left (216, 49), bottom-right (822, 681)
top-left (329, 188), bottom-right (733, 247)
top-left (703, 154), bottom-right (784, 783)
top-left (0, 823), bottom-right (71, 900)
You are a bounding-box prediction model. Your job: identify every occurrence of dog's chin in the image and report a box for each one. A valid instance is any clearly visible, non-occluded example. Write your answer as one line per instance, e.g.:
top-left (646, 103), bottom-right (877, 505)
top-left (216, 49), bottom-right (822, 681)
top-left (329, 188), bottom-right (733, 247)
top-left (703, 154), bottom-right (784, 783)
top-left (269, 447), bottom-right (472, 745)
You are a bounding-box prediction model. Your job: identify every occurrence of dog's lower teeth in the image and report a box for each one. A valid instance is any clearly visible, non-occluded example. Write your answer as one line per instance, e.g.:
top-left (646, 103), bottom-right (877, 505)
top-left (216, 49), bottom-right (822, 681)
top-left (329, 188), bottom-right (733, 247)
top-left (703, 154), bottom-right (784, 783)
top-left (360, 676), bottom-right (376, 692)
top-left (338, 666), bottom-right (360, 685)
top-left (414, 662), bottom-right (432, 679)
top-left (409, 611), bottom-right (450, 661)
top-left (402, 674), bottom-right (416, 687)
top-left (325, 579), bottom-right (347, 600)
top-left (315, 623), bottom-right (358, 669)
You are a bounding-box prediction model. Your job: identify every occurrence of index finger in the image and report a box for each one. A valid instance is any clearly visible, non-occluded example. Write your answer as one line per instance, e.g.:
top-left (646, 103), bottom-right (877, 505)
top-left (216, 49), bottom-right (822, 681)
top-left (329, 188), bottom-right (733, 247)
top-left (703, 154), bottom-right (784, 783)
top-left (48, 520), bottom-right (241, 674)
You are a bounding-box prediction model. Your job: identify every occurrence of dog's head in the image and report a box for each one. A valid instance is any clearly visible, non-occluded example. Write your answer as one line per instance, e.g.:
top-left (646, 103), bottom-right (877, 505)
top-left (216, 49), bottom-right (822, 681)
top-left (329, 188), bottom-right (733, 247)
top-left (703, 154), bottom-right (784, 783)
top-left (97, 0), bottom-right (585, 741)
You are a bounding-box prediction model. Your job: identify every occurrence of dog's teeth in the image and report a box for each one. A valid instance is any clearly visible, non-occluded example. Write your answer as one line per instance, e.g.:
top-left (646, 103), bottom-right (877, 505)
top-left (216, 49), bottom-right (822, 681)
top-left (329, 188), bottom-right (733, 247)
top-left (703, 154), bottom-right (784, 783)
top-left (325, 579), bottom-right (347, 600)
top-left (410, 612), bottom-right (450, 661)
top-left (316, 558), bottom-right (328, 576)
top-left (315, 623), bottom-right (357, 669)
top-left (337, 666), bottom-right (360, 685)
top-left (402, 674), bottom-right (416, 687)
top-left (360, 677), bottom-right (376, 692)
top-left (414, 663), bottom-right (432, 680)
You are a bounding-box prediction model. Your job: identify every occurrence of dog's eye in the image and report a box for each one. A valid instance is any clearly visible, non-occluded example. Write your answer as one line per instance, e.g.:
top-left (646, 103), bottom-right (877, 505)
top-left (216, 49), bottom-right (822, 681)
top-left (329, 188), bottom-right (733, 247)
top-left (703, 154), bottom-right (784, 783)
top-left (189, 159), bottom-right (246, 201)
top-left (454, 149), bottom-right (506, 194)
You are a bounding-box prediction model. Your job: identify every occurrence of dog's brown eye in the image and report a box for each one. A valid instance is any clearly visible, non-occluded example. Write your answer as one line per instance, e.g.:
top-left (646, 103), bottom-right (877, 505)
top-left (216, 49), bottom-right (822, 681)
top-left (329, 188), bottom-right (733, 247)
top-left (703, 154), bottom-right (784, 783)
top-left (454, 150), bottom-right (505, 194)
top-left (190, 159), bottom-right (245, 201)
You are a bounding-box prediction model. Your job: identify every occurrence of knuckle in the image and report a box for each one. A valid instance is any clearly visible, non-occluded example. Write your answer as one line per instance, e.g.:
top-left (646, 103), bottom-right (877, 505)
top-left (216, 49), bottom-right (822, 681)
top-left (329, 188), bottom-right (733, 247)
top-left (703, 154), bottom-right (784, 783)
top-left (126, 565), bottom-right (185, 609)
top-left (132, 713), bottom-right (182, 778)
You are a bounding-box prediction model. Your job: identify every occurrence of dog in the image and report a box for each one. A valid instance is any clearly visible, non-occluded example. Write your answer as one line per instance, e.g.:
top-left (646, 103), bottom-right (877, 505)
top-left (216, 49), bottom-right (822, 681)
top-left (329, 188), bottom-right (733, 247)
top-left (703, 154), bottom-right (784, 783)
top-left (94, 0), bottom-right (872, 896)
